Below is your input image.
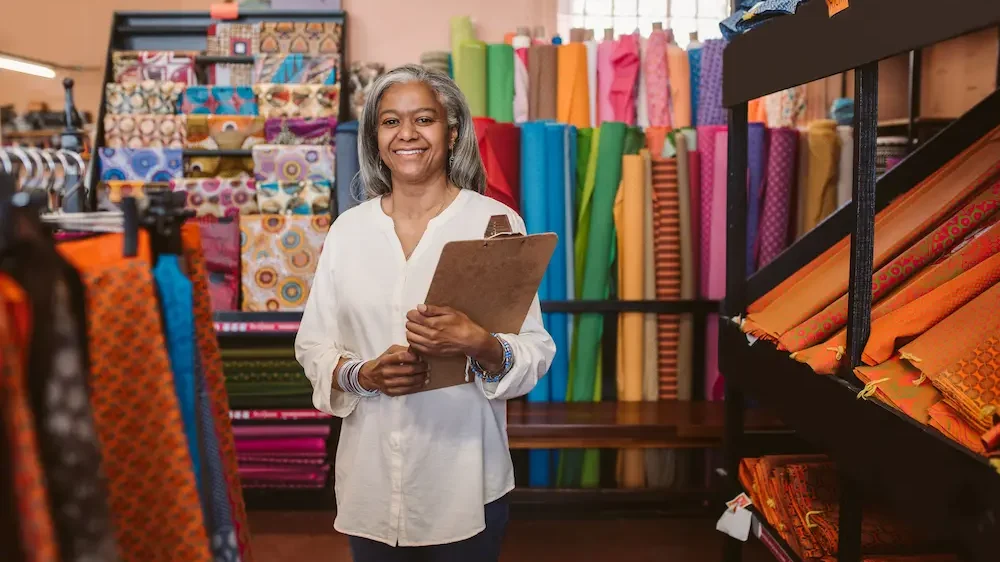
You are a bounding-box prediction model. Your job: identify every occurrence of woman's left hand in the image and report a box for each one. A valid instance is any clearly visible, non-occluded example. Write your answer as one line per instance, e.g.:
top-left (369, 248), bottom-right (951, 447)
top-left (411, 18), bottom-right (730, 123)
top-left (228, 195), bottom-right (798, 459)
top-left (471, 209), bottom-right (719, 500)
top-left (405, 304), bottom-right (490, 358)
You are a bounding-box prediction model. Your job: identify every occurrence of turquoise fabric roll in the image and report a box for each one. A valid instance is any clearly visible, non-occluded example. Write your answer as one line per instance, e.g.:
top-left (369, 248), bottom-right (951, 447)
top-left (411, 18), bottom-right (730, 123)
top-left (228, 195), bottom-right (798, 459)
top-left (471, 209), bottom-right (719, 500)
top-left (544, 122), bottom-right (574, 404)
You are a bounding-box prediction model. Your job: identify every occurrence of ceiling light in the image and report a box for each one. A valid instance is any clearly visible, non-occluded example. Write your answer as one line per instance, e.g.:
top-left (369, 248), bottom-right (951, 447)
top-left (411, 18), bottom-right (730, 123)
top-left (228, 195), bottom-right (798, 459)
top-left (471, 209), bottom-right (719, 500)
top-left (0, 54), bottom-right (56, 79)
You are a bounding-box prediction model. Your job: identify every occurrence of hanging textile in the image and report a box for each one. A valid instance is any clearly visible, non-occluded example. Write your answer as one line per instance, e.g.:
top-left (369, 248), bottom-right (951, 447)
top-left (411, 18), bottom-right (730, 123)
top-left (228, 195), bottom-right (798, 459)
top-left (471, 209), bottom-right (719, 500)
top-left (59, 233), bottom-right (212, 562)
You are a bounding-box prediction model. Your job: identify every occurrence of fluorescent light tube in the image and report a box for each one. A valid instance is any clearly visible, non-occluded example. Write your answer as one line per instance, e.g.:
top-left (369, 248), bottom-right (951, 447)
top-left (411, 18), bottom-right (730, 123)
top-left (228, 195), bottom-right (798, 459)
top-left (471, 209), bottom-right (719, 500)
top-left (0, 55), bottom-right (56, 79)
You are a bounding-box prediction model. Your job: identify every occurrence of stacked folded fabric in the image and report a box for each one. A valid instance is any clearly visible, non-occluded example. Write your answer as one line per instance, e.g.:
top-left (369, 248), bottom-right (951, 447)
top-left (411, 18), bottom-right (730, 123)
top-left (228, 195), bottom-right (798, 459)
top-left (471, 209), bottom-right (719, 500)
top-left (234, 424), bottom-right (331, 489)
top-left (223, 347), bottom-right (313, 409)
top-left (739, 456), bottom-right (958, 562)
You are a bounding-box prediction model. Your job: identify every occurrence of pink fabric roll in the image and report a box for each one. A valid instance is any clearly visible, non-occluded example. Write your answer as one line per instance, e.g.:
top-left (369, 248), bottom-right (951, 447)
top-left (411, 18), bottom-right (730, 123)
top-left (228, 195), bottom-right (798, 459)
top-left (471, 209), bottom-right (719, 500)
top-left (688, 149), bottom-right (702, 286)
top-left (609, 33), bottom-right (640, 125)
top-left (234, 437), bottom-right (328, 454)
top-left (707, 130), bottom-right (728, 300)
top-left (644, 28), bottom-right (669, 127)
top-left (232, 424), bottom-right (331, 438)
top-left (596, 39), bottom-right (616, 123)
top-left (696, 125), bottom-right (725, 297)
top-left (706, 313), bottom-right (723, 401)
top-left (756, 127), bottom-right (799, 269)
top-left (514, 47), bottom-right (529, 123)
top-left (238, 464), bottom-right (330, 483)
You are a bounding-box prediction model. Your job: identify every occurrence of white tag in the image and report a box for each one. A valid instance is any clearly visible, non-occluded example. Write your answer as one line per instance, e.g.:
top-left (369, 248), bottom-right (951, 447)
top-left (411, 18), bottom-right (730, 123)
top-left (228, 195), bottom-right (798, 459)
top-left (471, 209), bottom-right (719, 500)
top-left (746, 334), bottom-right (759, 346)
top-left (716, 506), bottom-right (753, 541)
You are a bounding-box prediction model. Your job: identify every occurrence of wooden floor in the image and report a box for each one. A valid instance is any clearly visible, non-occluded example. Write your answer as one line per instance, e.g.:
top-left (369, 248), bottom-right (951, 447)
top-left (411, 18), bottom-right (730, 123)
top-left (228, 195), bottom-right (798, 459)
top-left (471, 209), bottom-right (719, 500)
top-left (248, 511), bottom-right (776, 562)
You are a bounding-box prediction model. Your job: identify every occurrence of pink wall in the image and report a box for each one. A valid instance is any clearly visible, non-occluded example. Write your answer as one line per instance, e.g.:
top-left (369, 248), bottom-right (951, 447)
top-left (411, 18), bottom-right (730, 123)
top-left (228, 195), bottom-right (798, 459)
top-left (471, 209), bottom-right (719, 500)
top-left (0, 0), bottom-right (556, 116)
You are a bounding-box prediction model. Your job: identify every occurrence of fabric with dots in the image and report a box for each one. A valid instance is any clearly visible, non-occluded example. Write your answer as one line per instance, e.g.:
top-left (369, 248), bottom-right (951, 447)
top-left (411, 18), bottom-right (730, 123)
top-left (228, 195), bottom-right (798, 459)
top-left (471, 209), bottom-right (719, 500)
top-left (239, 214), bottom-right (331, 311)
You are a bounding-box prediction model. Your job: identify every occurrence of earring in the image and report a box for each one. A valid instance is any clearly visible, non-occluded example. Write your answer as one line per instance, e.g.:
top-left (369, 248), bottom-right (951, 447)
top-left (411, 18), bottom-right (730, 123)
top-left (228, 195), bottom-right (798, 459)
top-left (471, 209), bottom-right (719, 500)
top-left (449, 153), bottom-right (455, 167)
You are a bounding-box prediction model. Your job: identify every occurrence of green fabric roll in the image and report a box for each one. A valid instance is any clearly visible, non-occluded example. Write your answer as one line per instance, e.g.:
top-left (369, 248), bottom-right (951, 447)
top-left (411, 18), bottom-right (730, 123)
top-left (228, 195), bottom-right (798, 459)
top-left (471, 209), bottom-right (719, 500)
top-left (486, 44), bottom-right (515, 123)
top-left (221, 347), bottom-right (295, 360)
top-left (225, 372), bottom-right (307, 384)
top-left (450, 15), bottom-right (475, 78)
top-left (575, 128), bottom-right (593, 233)
top-left (624, 126), bottom-right (646, 155)
top-left (457, 41), bottom-right (488, 117)
top-left (573, 128), bottom-right (602, 299)
top-left (228, 394), bottom-right (314, 409)
top-left (224, 359), bottom-right (303, 375)
top-left (226, 381), bottom-right (313, 397)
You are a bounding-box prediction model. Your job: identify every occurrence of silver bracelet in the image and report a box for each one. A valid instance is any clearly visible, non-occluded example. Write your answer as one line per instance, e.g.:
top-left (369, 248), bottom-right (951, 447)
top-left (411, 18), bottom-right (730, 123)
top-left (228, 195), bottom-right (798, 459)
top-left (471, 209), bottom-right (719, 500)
top-left (337, 359), bottom-right (380, 397)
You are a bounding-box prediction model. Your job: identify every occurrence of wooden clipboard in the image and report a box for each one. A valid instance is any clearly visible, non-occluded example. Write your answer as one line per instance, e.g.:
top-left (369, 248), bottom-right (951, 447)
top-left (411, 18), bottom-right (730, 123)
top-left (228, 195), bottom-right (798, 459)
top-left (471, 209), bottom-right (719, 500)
top-left (416, 215), bottom-right (557, 392)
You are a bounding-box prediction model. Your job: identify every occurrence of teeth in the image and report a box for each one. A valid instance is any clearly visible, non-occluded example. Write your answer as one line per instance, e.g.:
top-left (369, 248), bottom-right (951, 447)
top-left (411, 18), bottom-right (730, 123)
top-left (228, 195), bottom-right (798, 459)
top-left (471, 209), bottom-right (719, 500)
top-left (395, 149), bottom-right (425, 155)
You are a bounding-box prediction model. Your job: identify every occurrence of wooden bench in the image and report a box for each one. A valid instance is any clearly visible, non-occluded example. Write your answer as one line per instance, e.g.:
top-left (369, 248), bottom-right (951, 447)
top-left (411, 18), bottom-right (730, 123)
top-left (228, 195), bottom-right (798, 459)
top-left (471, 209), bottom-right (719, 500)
top-left (506, 401), bottom-right (785, 449)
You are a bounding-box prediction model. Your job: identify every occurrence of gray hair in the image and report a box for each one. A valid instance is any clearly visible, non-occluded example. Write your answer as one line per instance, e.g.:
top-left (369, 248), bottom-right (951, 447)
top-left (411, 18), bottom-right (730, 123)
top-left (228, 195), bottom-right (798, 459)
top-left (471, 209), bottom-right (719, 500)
top-left (355, 64), bottom-right (486, 200)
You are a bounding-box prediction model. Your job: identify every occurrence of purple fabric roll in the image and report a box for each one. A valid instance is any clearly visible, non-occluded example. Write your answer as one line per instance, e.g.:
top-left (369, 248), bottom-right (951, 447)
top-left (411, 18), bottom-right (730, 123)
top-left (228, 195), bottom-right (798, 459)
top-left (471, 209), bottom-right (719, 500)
top-left (232, 424), bottom-right (331, 438)
top-left (695, 39), bottom-right (727, 127)
top-left (756, 127), bottom-right (799, 269)
top-left (234, 436), bottom-right (327, 454)
top-left (264, 117), bottom-right (337, 145)
top-left (745, 123), bottom-right (769, 275)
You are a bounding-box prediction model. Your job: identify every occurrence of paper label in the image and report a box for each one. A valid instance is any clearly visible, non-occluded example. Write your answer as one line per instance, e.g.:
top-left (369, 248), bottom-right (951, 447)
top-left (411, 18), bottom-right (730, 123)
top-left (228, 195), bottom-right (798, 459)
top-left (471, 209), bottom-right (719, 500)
top-left (726, 492), bottom-right (753, 511)
top-left (716, 506), bottom-right (753, 541)
top-left (826, 0), bottom-right (848, 16)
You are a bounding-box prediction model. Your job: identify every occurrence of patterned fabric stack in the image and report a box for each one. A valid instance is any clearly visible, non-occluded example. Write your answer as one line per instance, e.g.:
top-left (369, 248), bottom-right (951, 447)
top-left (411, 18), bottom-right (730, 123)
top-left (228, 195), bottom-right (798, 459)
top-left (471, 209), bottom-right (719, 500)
top-left (738, 456), bottom-right (958, 562)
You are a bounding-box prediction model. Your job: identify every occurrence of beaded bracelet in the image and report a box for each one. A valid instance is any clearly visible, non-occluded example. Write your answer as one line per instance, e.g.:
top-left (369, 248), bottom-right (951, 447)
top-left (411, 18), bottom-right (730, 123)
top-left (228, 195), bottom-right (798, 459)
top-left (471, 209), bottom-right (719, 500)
top-left (469, 333), bottom-right (514, 383)
top-left (338, 359), bottom-right (380, 397)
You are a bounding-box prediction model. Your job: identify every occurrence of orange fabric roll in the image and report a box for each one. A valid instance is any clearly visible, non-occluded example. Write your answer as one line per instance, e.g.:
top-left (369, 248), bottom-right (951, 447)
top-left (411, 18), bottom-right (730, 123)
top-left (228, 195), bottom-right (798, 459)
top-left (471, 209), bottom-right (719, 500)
top-left (854, 359), bottom-right (941, 425)
top-left (556, 43), bottom-right (591, 128)
top-left (666, 42), bottom-right (691, 128)
top-left (745, 125), bottom-right (1000, 342)
top-left (651, 157), bottom-right (681, 399)
top-left (644, 126), bottom-right (669, 158)
top-left (614, 154), bottom-right (646, 402)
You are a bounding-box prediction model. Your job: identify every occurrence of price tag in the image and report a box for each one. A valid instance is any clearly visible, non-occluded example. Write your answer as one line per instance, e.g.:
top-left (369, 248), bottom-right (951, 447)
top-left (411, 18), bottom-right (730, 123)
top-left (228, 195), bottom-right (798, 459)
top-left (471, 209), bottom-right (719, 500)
top-left (826, 0), bottom-right (849, 17)
top-left (716, 505), bottom-right (753, 541)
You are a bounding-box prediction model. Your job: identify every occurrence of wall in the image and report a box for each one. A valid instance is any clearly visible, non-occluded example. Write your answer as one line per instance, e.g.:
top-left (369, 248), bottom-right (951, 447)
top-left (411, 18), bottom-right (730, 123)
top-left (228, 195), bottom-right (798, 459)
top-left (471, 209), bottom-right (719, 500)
top-left (0, 0), bottom-right (556, 117)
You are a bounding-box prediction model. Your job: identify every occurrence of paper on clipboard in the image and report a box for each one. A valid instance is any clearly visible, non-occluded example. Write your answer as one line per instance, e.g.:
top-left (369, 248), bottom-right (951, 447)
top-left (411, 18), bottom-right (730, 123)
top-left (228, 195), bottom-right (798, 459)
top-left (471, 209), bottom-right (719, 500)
top-left (415, 215), bottom-right (557, 392)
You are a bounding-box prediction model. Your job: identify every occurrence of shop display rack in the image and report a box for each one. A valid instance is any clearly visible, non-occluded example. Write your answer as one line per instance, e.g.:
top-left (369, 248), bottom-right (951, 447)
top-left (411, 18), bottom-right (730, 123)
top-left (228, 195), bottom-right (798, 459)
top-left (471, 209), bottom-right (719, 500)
top-left (721, 2), bottom-right (1000, 562)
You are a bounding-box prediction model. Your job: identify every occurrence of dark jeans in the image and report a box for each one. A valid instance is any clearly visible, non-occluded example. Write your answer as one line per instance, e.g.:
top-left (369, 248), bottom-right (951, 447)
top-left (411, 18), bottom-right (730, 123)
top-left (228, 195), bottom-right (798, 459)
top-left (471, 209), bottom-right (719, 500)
top-left (348, 496), bottom-right (509, 562)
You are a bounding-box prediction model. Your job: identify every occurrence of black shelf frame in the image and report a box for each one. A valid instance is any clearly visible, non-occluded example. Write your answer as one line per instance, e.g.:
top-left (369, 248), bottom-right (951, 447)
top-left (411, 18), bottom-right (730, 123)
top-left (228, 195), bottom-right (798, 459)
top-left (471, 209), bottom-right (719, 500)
top-left (721, 4), bottom-right (1000, 562)
top-left (89, 9), bottom-right (350, 211)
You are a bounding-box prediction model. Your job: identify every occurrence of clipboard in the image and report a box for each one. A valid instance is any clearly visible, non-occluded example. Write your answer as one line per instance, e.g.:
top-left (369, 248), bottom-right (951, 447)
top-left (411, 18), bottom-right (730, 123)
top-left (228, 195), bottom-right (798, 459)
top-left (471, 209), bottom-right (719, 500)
top-left (416, 215), bottom-right (557, 392)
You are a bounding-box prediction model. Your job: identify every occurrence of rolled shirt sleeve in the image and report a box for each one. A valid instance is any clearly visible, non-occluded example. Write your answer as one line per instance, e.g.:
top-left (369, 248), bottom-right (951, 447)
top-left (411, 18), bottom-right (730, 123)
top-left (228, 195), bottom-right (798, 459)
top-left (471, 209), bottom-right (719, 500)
top-left (476, 295), bottom-right (556, 400)
top-left (294, 226), bottom-right (361, 418)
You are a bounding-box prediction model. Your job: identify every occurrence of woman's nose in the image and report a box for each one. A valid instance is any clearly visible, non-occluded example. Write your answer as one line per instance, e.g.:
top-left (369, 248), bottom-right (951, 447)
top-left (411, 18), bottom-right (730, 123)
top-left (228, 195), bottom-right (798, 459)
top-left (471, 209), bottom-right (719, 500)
top-left (398, 121), bottom-right (419, 140)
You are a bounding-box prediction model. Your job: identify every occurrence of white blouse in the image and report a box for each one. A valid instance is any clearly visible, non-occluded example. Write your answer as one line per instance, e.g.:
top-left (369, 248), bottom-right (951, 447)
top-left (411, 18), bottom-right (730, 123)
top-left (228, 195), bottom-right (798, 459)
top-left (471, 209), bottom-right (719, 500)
top-left (294, 189), bottom-right (556, 547)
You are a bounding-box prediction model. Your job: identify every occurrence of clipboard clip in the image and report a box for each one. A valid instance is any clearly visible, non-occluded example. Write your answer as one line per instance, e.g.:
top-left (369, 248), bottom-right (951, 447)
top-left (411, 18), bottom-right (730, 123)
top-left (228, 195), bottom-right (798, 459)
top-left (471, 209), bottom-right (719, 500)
top-left (484, 214), bottom-right (522, 240)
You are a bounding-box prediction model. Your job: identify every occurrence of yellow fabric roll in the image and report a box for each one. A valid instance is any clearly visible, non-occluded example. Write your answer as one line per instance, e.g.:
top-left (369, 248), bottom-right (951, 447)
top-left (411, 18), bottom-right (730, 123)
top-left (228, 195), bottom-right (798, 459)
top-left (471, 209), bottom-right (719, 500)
top-left (557, 43), bottom-right (591, 128)
top-left (450, 16), bottom-right (476, 78)
top-left (641, 149), bottom-right (658, 402)
top-left (802, 119), bottom-right (840, 233)
top-left (456, 41), bottom-right (488, 117)
top-left (666, 42), bottom-right (691, 128)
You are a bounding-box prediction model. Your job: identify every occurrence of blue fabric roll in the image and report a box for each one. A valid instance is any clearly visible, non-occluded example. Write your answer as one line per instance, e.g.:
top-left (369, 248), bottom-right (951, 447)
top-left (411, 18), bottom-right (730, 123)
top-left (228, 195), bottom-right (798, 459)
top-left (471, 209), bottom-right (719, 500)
top-left (335, 121), bottom-right (361, 215)
top-left (544, 123), bottom-right (573, 404)
top-left (745, 123), bottom-right (768, 275)
top-left (689, 47), bottom-right (702, 126)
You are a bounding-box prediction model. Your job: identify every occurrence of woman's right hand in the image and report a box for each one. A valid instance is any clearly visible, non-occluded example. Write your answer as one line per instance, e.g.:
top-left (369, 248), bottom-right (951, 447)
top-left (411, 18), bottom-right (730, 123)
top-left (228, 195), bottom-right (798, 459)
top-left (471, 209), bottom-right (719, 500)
top-left (358, 345), bottom-right (429, 397)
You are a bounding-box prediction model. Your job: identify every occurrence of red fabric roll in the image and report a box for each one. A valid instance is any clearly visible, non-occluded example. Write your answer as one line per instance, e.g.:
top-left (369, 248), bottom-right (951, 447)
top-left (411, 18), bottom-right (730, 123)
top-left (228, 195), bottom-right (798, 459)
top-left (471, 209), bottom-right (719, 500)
top-left (473, 117), bottom-right (521, 212)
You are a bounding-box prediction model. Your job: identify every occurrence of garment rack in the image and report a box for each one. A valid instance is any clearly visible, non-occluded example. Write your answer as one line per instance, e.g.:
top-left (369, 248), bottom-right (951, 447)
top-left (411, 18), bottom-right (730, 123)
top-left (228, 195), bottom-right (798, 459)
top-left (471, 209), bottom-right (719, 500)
top-left (721, 1), bottom-right (1000, 562)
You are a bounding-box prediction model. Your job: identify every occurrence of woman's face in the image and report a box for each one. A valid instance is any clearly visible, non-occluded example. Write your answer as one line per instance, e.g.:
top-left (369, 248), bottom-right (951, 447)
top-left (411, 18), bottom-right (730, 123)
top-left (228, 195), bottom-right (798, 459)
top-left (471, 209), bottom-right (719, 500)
top-left (376, 81), bottom-right (456, 186)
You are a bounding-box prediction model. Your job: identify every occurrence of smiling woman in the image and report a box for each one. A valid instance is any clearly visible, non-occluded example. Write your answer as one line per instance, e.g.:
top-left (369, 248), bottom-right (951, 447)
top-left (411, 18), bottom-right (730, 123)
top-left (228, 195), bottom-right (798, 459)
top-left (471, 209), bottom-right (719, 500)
top-left (293, 65), bottom-right (556, 562)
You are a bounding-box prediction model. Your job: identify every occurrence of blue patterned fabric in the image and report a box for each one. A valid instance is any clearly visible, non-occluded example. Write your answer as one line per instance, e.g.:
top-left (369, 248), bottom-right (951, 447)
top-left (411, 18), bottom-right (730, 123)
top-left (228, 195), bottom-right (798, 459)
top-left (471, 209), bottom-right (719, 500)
top-left (153, 254), bottom-right (202, 489)
top-left (688, 47), bottom-right (702, 126)
top-left (99, 147), bottom-right (184, 182)
top-left (182, 86), bottom-right (259, 115)
top-left (720, 0), bottom-right (807, 40)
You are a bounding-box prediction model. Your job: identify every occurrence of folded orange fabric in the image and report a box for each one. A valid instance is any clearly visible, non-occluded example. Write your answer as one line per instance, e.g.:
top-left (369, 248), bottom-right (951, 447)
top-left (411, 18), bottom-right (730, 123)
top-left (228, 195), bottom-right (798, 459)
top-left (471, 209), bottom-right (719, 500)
top-left (927, 401), bottom-right (987, 455)
top-left (780, 177), bottom-right (1000, 352)
top-left (982, 423), bottom-right (1000, 452)
top-left (863, 251), bottom-right (1000, 366)
top-left (933, 333), bottom-right (1000, 434)
top-left (745, 126), bottom-right (1000, 342)
top-left (854, 359), bottom-right (941, 425)
top-left (794, 215), bottom-right (1000, 373)
top-left (897, 281), bottom-right (1000, 382)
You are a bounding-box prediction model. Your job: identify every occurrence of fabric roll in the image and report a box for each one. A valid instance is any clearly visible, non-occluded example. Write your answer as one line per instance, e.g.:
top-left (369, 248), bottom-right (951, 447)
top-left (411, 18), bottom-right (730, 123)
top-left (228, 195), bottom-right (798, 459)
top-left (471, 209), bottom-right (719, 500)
top-left (641, 150), bottom-right (658, 402)
top-left (571, 122), bottom-right (626, 403)
top-left (836, 125), bottom-right (854, 206)
top-left (745, 123), bottom-right (769, 275)
top-left (474, 118), bottom-right (521, 212)
top-left (644, 28), bottom-right (669, 128)
top-left (756, 127), bottom-right (798, 269)
top-left (573, 127), bottom-right (602, 297)
top-left (675, 134), bottom-right (695, 400)
top-left (584, 40), bottom-right (599, 127)
top-left (855, 359), bottom-right (940, 425)
top-left (235, 437), bottom-right (327, 454)
top-left (486, 44), bottom-right (515, 123)
top-left (666, 41), bottom-right (692, 129)
top-left (544, 123), bottom-right (574, 405)
top-left (609, 34), bottom-right (640, 125)
top-left (513, 46), bottom-right (530, 124)
top-left (794, 125), bottom-right (811, 239)
top-left (557, 43), bottom-right (591, 128)
top-left (696, 125), bottom-right (724, 298)
top-left (796, 216), bottom-right (1000, 374)
top-left (651, 157), bottom-right (681, 399)
top-left (335, 121), bottom-right (361, 214)
top-left (707, 131), bottom-right (728, 300)
top-left (596, 39), bottom-right (616, 123)
top-left (456, 41), bottom-right (488, 117)
top-left (801, 120), bottom-right (840, 233)
top-left (686, 132), bottom-right (701, 288)
top-left (688, 45), bottom-right (702, 125)
top-left (528, 45), bottom-right (558, 121)
top-left (695, 39), bottom-right (726, 127)
top-left (744, 125), bottom-right (1000, 342)
top-left (635, 34), bottom-right (650, 129)
top-left (780, 178), bottom-right (1000, 353)
top-left (449, 16), bottom-right (476, 78)
top-left (644, 127), bottom-right (669, 160)
top-left (764, 87), bottom-right (807, 128)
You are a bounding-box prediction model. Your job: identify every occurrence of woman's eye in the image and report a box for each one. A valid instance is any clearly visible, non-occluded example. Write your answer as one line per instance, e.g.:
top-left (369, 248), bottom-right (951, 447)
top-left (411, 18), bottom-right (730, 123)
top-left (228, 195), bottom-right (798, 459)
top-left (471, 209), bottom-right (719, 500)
top-left (417, 117), bottom-right (432, 124)
top-left (383, 118), bottom-right (398, 126)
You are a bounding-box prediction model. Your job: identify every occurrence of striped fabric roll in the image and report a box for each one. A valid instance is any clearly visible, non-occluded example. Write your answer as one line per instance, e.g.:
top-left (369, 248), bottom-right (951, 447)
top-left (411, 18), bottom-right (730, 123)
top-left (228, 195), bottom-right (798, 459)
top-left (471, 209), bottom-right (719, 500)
top-left (651, 157), bottom-right (682, 399)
